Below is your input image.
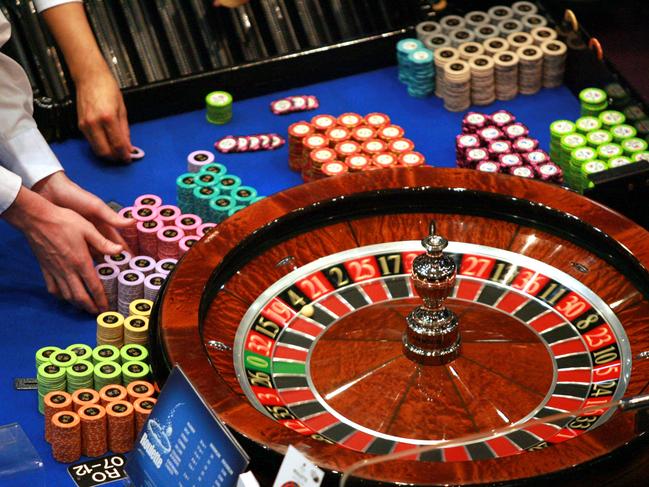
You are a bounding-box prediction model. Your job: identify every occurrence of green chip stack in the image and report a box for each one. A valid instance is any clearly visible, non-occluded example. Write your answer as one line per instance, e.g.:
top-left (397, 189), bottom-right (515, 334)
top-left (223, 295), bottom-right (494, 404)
top-left (92, 345), bottom-right (120, 365)
top-left (37, 363), bottom-right (66, 414)
top-left (579, 87), bottom-right (608, 117)
top-left (66, 360), bottom-right (94, 393)
top-left (609, 156), bottom-right (632, 168)
top-left (195, 172), bottom-right (219, 189)
top-left (575, 116), bottom-right (601, 134)
top-left (122, 361), bottom-right (150, 386)
top-left (610, 124), bottom-right (637, 143)
top-left (233, 186), bottom-right (258, 206)
top-left (193, 186), bottom-right (218, 221)
top-left (559, 133), bottom-right (587, 186)
top-left (621, 138), bottom-right (648, 157)
top-left (36, 346), bottom-right (60, 369)
top-left (176, 173), bottom-right (197, 214)
top-left (598, 110), bottom-right (626, 130)
top-left (94, 361), bottom-right (122, 390)
top-left (580, 160), bottom-right (609, 192)
top-left (633, 151), bottom-right (649, 162)
top-left (569, 146), bottom-right (597, 190)
top-left (50, 350), bottom-right (77, 369)
top-left (120, 344), bottom-right (149, 364)
top-left (586, 129), bottom-right (613, 149)
top-left (66, 344), bottom-right (93, 362)
top-left (634, 119), bottom-right (649, 141)
top-left (216, 175), bottom-right (242, 196)
top-left (209, 195), bottom-right (235, 223)
top-left (205, 91), bottom-right (233, 125)
top-left (549, 120), bottom-right (576, 163)
top-left (597, 143), bottom-right (624, 161)
top-left (228, 205), bottom-right (246, 217)
top-left (200, 163), bottom-right (228, 178)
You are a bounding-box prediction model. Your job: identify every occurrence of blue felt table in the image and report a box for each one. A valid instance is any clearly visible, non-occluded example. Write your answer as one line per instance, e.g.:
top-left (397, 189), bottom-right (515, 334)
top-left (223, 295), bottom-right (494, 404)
top-left (0, 66), bottom-right (580, 486)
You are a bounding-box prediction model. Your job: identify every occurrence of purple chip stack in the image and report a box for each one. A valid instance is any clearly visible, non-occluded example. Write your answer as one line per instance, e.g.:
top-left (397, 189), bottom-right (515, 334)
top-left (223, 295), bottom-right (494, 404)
top-left (455, 110), bottom-right (563, 184)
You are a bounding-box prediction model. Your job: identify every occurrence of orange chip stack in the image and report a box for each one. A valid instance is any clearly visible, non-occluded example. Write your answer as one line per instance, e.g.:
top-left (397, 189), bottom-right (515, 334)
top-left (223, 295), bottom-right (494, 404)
top-left (334, 140), bottom-right (361, 159)
top-left (337, 112), bottom-right (363, 129)
top-left (362, 139), bottom-right (389, 155)
top-left (378, 124), bottom-right (405, 141)
top-left (373, 153), bottom-right (398, 169)
top-left (311, 114), bottom-right (337, 132)
top-left (321, 161), bottom-right (349, 177)
top-left (308, 148), bottom-right (337, 181)
top-left (388, 138), bottom-right (416, 155)
top-left (134, 397), bottom-right (157, 433)
top-left (78, 404), bottom-right (108, 457)
top-left (325, 126), bottom-right (350, 146)
top-left (44, 391), bottom-right (72, 443)
top-left (99, 384), bottom-right (128, 406)
top-left (351, 126), bottom-right (376, 143)
top-left (345, 154), bottom-right (371, 172)
top-left (364, 112), bottom-right (391, 129)
top-left (51, 411), bottom-right (81, 463)
top-left (287, 121), bottom-right (314, 172)
top-left (301, 134), bottom-right (329, 181)
top-left (399, 151), bottom-right (427, 167)
top-left (72, 388), bottom-right (100, 412)
top-left (107, 400), bottom-right (134, 454)
top-left (126, 380), bottom-right (155, 403)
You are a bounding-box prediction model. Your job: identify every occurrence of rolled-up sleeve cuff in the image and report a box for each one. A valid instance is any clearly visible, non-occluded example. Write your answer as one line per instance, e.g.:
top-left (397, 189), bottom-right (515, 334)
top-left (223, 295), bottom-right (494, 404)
top-left (0, 167), bottom-right (22, 214)
top-left (33, 0), bottom-right (82, 12)
top-left (0, 127), bottom-right (63, 188)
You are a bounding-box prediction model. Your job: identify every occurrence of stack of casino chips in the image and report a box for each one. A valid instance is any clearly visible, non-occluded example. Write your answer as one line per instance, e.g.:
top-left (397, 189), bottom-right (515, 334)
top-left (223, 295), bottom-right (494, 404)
top-left (186, 150), bottom-right (214, 173)
top-left (38, 362), bottom-right (67, 414)
top-left (122, 361), bottom-right (151, 386)
top-left (94, 361), bottom-right (122, 391)
top-left (117, 269), bottom-right (145, 317)
top-left (411, 6), bottom-right (566, 110)
top-left (66, 360), bottom-right (94, 393)
top-left (549, 105), bottom-right (649, 192)
top-left (96, 311), bottom-right (124, 347)
top-left (580, 87), bottom-right (609, 117)
top-left (396, 38), bottom-right (423, 85)
top-left (214, 133), bottom-right (285, 153)
top-left (205, 91), bottom-right (232, 125)
top-left (129, 299), bottom-right (153, 319)
top-left (46, 381), bottom-right (155, 463)
top-left (144, 273), bottom-right (165, 302)
top-left (287, 112), bottom-right (426, 181)
top-left (457, 110), bottom-right (563, 184)
top-left (396, 39), bottom-right (435, 98)
top-left (95, 263), bottom-right (119, 310)
top-left (288, 121), bottom-right (314, 171)
top-left (124, 315), bottom-right (149, 346)
top-left (118, 207), bottom-right (139, 255)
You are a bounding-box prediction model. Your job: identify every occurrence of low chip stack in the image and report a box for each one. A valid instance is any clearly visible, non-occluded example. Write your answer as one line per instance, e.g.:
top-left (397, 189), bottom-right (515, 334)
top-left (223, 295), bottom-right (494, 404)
top-left (205, 91), bottom-right (232, 125)
top-left (580, 88), bottom-right (608, 117)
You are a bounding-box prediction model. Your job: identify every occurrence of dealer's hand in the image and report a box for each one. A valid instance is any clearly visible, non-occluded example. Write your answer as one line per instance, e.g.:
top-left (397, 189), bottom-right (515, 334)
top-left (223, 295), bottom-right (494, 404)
top-left (3, 187), bottom-right (124, 313)
top-left (32, 171), bottom-right (133, 253)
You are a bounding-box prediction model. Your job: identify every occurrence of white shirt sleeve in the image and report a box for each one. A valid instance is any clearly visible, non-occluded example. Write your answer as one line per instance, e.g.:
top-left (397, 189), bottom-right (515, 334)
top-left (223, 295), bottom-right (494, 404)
top-left (33, 0), bottom-right (82, 13)
top-left (0, 12), bottom-right (63, 214)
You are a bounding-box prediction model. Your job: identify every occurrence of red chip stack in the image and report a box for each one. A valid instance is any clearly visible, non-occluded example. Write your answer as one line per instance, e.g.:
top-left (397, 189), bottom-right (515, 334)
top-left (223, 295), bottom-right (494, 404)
top-left (134, 397), bottom-right (157, 433)
top-left (118, 207), bottom-right (139, 255)
top-left (456, 110), bottom-right (563, 184)
top-left (136, 220), bottom-right (161, 259)
top-left (99, 384), bottom-right (128, 406)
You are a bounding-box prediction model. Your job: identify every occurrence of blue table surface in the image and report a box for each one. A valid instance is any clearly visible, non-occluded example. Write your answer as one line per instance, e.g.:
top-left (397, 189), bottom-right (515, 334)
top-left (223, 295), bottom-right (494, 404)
top-left (0, 66), bottom-right (580, 486)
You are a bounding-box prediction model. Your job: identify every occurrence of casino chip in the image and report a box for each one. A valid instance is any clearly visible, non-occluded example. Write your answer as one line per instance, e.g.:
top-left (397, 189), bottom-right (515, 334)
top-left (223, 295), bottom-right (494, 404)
top-left (214, 134), bottom-right (285, 153)
top-left (130, 146), bottom-right (145, 161)
top-left (270, 95), bottom-right (319, 115)
top-left (205, 91), bottom-right (233, 125)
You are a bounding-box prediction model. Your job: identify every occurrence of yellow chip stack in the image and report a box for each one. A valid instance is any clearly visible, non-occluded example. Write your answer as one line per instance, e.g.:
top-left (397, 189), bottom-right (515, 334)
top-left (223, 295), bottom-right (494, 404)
top-left (96, 312), bottom-right (124, 348)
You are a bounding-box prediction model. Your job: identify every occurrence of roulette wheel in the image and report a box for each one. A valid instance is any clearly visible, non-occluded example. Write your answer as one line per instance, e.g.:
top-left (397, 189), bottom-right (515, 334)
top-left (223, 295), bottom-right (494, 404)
top-left (150, 167), bottom-right (649, 485)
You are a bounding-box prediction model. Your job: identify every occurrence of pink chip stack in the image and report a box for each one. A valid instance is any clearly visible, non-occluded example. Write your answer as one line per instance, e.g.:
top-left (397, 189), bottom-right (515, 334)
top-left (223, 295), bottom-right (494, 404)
top-left (179, 236), bottom-right (198, 257)
top-left (174, 214), bottom-right (202, 236)
top-left (456, 110), bottom-right (563, 184)
top-left (118, 207), bottom-right (139, 255)
top-left (157, 226), bottom-right (185, 260)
